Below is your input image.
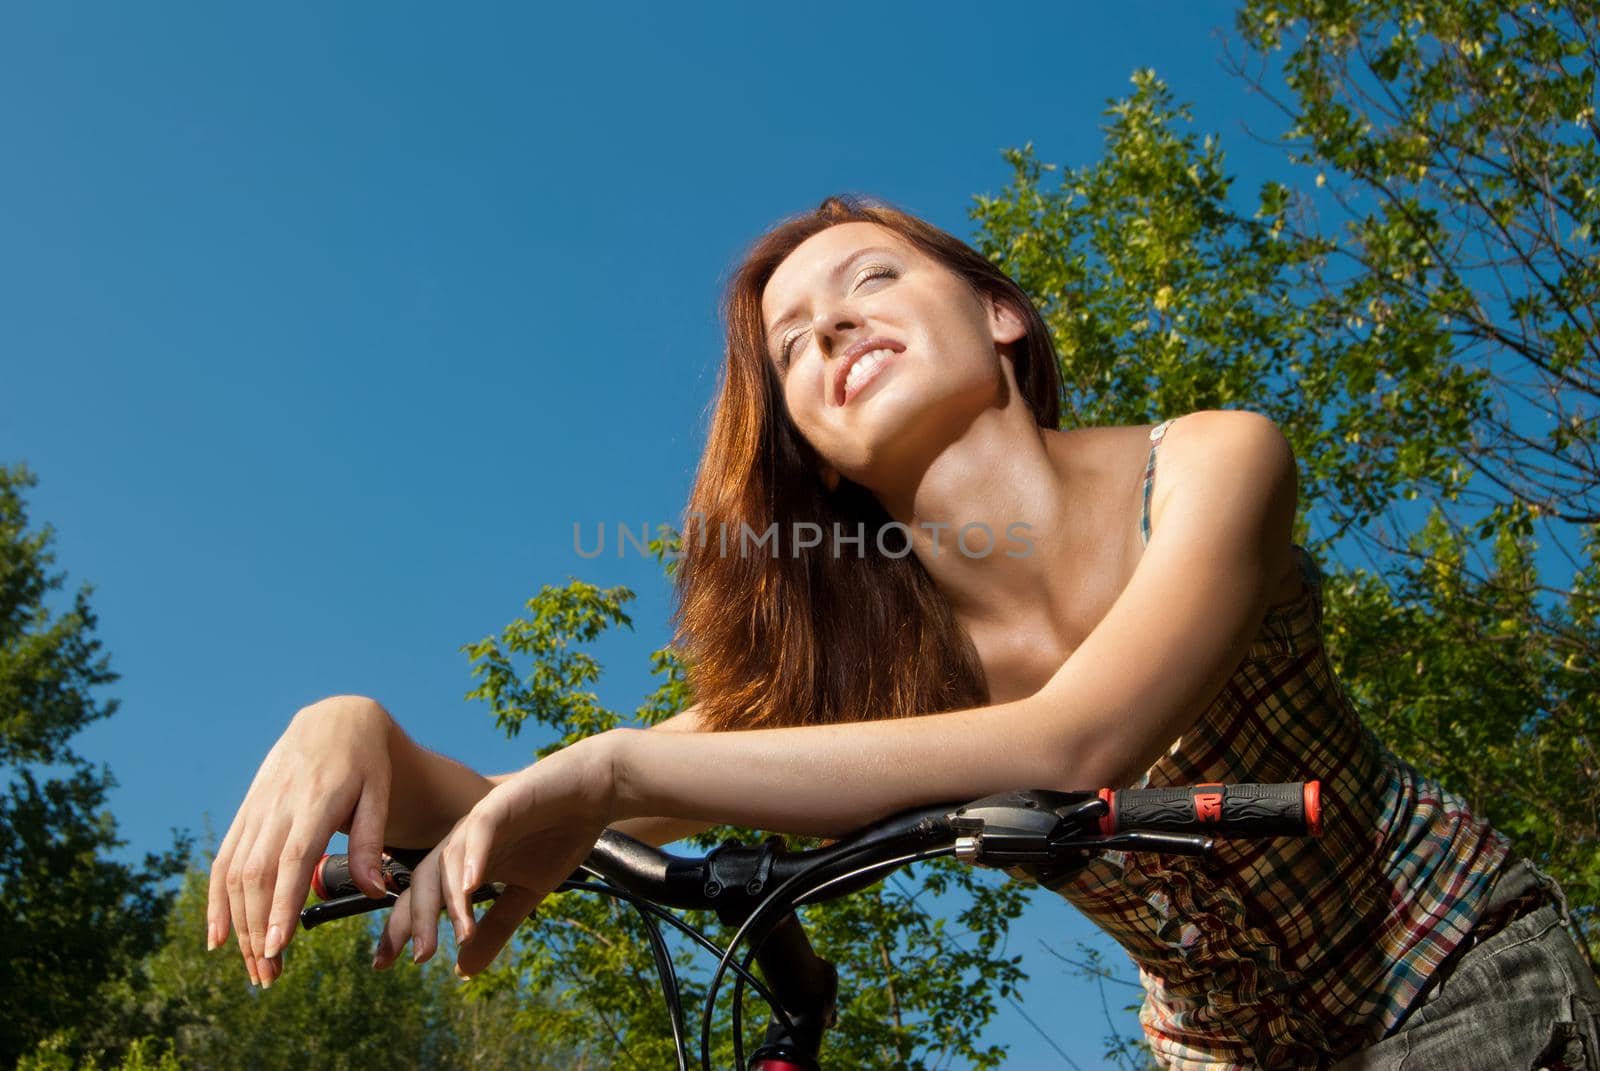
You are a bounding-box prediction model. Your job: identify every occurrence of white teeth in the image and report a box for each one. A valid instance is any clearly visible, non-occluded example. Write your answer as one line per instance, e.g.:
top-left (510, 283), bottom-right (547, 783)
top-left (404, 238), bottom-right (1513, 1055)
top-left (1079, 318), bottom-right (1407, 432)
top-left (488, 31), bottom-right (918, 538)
top-left (844, 349), bottom-right (895, 394)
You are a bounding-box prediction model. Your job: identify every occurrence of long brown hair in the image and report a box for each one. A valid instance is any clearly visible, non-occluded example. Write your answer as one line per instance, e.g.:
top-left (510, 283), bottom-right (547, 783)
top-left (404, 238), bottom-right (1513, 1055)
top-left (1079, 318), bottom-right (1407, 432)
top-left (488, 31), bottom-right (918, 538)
top-left (671, 194), bottom-right (1063, 731)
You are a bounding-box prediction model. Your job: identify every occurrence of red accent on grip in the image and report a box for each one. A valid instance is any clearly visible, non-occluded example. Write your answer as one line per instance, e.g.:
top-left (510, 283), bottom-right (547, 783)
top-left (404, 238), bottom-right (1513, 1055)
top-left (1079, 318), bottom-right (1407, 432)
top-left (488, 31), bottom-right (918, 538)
top-left (311, 854), bottom-right (331, 901)
top-left (1098, 788), bottom-right (1116, 835)
top-left (1194, 782), bottom-right (1224, 823)
top-left (1303, 781), bottom-right (1323, 836)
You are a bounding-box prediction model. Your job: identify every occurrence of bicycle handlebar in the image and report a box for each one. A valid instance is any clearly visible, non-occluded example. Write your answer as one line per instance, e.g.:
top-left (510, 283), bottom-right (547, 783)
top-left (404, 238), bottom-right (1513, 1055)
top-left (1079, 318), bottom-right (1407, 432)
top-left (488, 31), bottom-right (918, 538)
top-left (305, 781), bottom-right (1322, 920)
top-left (299, 780), bottom-right (1321, 1071)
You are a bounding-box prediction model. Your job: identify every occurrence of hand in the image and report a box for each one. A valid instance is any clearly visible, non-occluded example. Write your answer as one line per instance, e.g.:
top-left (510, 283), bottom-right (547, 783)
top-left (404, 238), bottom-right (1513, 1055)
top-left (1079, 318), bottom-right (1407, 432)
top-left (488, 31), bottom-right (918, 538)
top-left (371, 735), bottom-right (616, 978)
top-left (208, 695), bottom-right (396, 987)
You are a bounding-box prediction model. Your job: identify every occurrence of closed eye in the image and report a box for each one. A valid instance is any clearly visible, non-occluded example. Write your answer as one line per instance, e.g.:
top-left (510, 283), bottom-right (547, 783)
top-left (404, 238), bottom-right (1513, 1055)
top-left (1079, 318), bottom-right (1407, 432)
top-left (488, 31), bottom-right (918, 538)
top-left (777, 264), bottom-right (899, 371)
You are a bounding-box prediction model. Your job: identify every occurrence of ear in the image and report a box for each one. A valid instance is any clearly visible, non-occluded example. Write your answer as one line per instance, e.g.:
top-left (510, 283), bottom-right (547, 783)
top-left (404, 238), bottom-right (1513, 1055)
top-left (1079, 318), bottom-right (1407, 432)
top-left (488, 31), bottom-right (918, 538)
top-left (985, 292), bottom-right (1028, 347)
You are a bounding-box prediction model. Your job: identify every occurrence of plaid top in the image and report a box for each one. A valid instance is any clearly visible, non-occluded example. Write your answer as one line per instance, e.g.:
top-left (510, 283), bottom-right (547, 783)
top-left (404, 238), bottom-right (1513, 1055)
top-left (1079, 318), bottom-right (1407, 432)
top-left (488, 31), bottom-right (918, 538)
top-left (1035, 418), bottom-right (1512, 1069)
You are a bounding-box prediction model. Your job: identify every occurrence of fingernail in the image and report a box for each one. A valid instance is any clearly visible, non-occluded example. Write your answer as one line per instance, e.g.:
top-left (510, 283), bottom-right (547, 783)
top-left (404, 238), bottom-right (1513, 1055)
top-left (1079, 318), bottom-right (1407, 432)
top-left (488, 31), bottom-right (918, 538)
top-left (462, 862), bottom-right (476, 891)
top-left (206, 922), bottom-right (219, 951)
top-left (368, 867), bottom-right (385, 894)
top-left (263, 924), bottom-right (283, 960)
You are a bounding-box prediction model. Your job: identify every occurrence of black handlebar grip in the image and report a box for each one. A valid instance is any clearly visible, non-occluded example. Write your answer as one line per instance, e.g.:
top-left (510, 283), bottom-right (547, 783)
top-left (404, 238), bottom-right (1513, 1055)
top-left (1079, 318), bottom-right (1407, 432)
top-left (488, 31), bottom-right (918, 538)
top-left (311, 853), bottom-right (416, 900)
top-left (1101, 781), bottom-right (1322, 838)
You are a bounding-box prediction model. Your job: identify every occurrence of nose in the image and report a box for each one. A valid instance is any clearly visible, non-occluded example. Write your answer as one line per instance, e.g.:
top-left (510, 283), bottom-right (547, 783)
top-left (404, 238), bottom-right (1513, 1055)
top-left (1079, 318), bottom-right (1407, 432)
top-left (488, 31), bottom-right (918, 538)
top-left (810, 302), bottom-right (864, 362)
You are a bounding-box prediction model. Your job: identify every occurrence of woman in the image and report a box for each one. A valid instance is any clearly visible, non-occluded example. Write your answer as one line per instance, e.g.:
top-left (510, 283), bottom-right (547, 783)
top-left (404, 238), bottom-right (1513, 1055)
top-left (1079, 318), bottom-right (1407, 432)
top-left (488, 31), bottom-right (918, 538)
top-left (209, 195), bottom-right (1599, 1068)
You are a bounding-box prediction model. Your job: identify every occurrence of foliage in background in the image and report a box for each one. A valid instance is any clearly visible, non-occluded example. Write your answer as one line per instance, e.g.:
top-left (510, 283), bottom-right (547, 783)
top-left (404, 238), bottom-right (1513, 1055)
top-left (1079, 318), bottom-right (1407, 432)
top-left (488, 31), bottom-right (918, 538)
top-left (1227, 0), bottom-right (1598, 962)
top-left (0, 462), bottom-right (189, 1067)
top-left (20, 864), bottom-right (578, 1071)
top-left (967, 0), bottom-right (1596, 994)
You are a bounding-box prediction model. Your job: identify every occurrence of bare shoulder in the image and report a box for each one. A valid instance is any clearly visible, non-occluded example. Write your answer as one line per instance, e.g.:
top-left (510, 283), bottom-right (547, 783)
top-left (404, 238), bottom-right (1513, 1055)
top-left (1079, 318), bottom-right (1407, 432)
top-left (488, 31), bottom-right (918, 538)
top-left (1046, 409), bottom-right (1297, 591)
top-left (1042, 411), bottom-right (1293, 510)
top-left (1148, 410), bottom-right (1296, 523)
top-left (1145, 410), bottom-right (1298, 588)
top-left (648, 703), bottom-right (705, 733)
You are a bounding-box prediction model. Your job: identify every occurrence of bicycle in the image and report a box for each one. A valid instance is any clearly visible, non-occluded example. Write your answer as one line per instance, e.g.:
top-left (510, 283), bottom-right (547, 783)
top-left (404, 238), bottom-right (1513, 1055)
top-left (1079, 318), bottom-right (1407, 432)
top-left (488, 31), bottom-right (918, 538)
top-left (302, 780), bottom-right (1323, 1071)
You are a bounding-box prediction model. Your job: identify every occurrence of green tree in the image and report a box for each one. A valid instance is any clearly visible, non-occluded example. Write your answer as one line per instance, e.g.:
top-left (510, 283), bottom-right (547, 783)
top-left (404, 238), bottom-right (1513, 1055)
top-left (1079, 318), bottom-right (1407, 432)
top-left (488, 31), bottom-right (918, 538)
top-left (0, 462), bottom-right (188, 1065)
top-left (972, 50), bottom-right (1594, 967)
top-left (1227, 0), bottom-right (1598, 960)
top-left (964, 3), bottom-right (1597, 1043)
top-left (42, 861), bottom-right (579, 1070)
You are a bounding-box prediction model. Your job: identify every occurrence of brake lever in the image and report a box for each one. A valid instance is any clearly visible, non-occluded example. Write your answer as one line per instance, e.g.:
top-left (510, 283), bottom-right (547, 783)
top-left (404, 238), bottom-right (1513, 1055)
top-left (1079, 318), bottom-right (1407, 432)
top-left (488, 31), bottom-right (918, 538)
top-left (949, 789), bottom-right (1104, 865)
top-left (948, 789), bottom-right (1214, 866)
top-left (1051, 831), bottom-right (1214, 856)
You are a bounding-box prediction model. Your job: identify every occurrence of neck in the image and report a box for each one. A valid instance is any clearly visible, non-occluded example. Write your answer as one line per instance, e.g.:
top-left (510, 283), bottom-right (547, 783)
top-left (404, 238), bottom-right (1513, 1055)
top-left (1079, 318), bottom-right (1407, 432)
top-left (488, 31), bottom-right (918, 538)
top-left (870, 402), bottom-right (1081, 629)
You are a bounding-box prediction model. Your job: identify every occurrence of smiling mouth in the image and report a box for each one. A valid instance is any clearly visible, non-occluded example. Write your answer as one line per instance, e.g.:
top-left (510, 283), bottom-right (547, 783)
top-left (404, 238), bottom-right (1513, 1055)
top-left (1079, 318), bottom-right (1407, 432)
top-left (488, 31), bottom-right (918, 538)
top-left (841, 348), bottom-right (903, 406)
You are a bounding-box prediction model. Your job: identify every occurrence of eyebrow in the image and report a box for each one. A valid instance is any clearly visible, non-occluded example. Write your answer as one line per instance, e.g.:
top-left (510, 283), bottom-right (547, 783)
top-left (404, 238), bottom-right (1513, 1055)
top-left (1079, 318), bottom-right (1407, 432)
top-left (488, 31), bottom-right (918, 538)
top-left (765, 245), bottom-right (901, 350)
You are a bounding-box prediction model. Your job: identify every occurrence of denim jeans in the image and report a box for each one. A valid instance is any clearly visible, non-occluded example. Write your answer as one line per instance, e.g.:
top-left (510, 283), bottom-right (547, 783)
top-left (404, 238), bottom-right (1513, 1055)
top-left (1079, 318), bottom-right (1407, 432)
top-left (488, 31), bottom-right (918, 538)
top-left (1333, 858), bottom-right (1600, 1070)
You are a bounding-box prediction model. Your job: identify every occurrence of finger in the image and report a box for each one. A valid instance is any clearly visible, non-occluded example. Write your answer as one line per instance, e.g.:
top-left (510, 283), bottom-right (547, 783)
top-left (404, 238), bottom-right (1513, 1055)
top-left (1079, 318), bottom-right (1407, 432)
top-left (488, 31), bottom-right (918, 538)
top-left (241, 814), bottom-right (292, 966)
top-left (374, 890), bottom-right (414, 971)
top-left (456, 886), bottom-right (540, 978)
top-left (452, 799), bottom-right (505, 941)
top-left (223, 821), bottom-right (261, 987)
top-left (440, 831), bottom-right (476, 947)
top-left (408, 851), bottom-right (443, 964)
top-left (346, 763), bottom-right (391, 899)
top-left (207, 813), bottom-right (246, 952)
top-left (458, 804), bottom-right (495, 901)
top-left (262, 822), bottom-right (320, 964)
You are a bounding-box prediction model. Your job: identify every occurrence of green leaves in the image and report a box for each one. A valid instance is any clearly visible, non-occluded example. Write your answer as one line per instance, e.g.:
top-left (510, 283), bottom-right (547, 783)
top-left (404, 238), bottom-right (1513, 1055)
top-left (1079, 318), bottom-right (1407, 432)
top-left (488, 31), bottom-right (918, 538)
top-left (1229, 0), bottom-right (1599, 965)
top-left (460, 579), bottom-right (636, 755)
top-left (0, 463), bottom-right (120, 768)
top-left (972, 0), bottom-right (1597, 994)
top-left (44, 863), bottom-right (577, 1071)
top-left (0, 464), bottom-right (189, 1067)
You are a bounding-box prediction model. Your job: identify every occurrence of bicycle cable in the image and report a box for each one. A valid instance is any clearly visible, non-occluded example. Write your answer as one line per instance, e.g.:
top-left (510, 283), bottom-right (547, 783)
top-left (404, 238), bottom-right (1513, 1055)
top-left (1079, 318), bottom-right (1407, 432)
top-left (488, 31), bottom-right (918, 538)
top-left (559, 874), bottom-right (804, 1068)
top-left (702, 841), bottom-right (958, 1071)
top-left (633, 897), bottom-right (687, 1071)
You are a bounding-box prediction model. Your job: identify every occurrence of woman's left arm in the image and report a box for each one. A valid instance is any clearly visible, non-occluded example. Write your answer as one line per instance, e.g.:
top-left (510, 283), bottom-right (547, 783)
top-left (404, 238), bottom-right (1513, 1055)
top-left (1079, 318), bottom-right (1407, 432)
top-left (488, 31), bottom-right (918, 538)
top-left (387, 410), bottom-right (1298, 975)
top-left (606, 411), bottom-right (1298, 835)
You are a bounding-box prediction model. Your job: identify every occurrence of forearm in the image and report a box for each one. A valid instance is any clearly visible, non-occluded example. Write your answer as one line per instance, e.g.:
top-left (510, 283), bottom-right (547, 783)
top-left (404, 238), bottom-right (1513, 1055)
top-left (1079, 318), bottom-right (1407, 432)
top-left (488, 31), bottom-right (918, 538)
top-left (603, 697), bottom-right (1078, 840)
top-left (382, 719), bottom-right (499, 848)
top-left (386, 728), bottom-right (711, 850)
top-left (607, 816), bottom-right (715, 847)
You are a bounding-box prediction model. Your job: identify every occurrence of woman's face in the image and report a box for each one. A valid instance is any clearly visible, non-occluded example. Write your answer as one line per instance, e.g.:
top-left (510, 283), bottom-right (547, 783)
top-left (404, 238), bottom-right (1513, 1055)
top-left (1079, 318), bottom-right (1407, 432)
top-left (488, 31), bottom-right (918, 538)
top-left (760, 221), bottom-right (1026, 492)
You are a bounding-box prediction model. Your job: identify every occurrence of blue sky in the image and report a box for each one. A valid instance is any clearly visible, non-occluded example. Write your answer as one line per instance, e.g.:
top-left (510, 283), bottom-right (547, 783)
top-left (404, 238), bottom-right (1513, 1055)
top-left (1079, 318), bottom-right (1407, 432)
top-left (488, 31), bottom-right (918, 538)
top-left (1, 2), bottom-right (1309, 1064)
